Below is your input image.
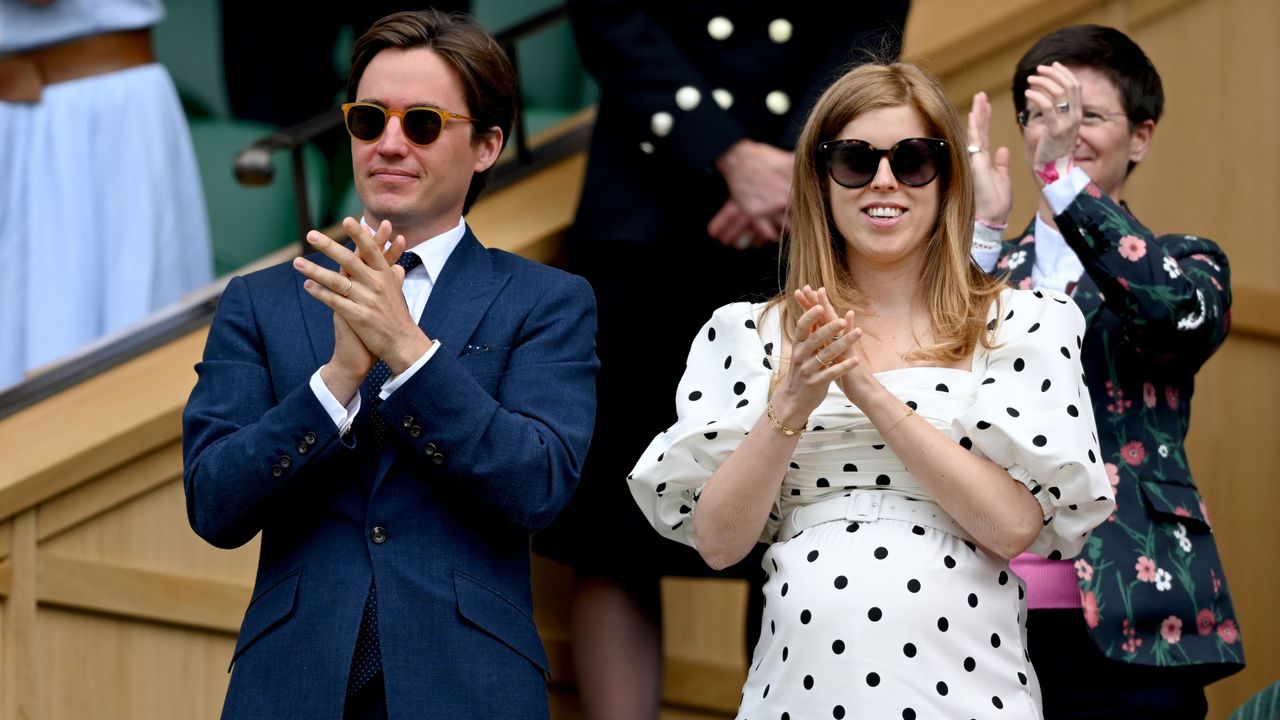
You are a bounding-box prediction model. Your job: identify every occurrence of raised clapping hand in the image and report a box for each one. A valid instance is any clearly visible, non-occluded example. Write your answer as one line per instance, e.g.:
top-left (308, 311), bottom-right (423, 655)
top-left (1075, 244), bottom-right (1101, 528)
top-left (794, 285), bottom-right (888, 409)
top-left (293, 218), bottom-right (430, 403)
top-left (1025, 62), bottom-right (1084, 183)
top-left (967, 91), bottom-right (1013, 228)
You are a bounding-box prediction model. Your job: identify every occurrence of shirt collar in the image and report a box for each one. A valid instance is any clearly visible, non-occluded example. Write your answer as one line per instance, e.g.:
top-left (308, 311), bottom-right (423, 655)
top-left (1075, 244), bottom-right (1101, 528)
top-left (1034, 212), bottom-right (1071, 267)
top-left (361, 216), bottom-right (466, 284)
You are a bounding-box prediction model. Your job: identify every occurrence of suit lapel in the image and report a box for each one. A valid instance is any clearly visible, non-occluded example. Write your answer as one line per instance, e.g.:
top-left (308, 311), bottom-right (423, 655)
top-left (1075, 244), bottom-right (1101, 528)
top-left (418, 227), bottom-right (510, 359)
top-left (370, 227), bottom-right (512, 490)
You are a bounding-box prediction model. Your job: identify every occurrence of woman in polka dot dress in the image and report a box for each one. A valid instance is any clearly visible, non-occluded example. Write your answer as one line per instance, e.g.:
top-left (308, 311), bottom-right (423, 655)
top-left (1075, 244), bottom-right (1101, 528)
top-left (628, 62), bottom-right (1116, 719)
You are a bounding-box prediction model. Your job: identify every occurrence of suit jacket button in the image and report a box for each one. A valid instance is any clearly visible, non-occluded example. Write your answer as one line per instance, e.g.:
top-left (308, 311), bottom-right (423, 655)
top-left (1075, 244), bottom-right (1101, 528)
top-left (271, 465), bottom-right (283, 477)
top-left (424, 442), bottom-right (437, 455)
top-left (409, 425), bottom-right (423, 438)
top-left (279, 455), bottom-right (292, 468)
top-left (402, 415), bottom-right (414, 428)
top-left (371, 526), bottom-right (388, 544)
top-left (431, 452), bottom-right (445, 466)
top-left (297, 441), bottom-right (309, 454)
top-left (304, 431), bottom-right (317, 445)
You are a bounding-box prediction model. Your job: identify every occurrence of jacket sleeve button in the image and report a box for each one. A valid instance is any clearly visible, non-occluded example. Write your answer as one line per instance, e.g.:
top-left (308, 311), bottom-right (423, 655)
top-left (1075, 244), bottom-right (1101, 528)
top-left (271, 465), bottom-right (283, 477)
top-left (279, 455), bottom-right (292, 468)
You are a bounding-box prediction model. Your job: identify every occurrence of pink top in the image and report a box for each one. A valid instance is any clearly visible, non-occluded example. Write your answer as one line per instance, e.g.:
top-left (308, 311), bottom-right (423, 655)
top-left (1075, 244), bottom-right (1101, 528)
top-left (1009, 553), bottom-right (1081, 609)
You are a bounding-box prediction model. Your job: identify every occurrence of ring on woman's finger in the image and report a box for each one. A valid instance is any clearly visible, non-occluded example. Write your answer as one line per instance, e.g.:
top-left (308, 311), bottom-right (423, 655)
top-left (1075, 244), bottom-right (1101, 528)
top-left (815, 352), bottom-right (835, 368)
top-left (1055, 101), bottom-right (1070, 113)
top-left (966, 143), bottom-right (982, 155)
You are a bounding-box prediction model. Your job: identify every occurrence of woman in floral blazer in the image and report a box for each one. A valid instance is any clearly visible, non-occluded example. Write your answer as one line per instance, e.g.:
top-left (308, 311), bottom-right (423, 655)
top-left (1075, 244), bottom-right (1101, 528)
top-left (967, 24), bottom-right (1243, 719)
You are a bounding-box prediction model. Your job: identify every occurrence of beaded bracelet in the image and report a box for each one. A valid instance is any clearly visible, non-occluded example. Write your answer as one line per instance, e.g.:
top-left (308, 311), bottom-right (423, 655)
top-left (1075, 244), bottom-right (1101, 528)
top-left (765, 401), bottom-right (806, 436)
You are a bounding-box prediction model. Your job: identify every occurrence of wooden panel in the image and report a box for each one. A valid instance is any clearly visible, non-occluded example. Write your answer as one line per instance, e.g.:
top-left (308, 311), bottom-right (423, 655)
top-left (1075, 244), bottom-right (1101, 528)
top-left (0, 329), bottom-right (204, 521)
top-left (2, 512), bottom-right (36, 720)
top-left (662, 577), bottom-right (749, 711)
top-left (35, 607), bottom-right (233, 720)
top-left (38, 553), bottom-right (249, 634)
top-left (37, 441), bottom-right (182, 542)
top-left (1186, 335), bottom-right (1280, 714)
top-left (42, 480), bottom-right (260, 585)
top-left (468, 153), bottom-right (587, 265)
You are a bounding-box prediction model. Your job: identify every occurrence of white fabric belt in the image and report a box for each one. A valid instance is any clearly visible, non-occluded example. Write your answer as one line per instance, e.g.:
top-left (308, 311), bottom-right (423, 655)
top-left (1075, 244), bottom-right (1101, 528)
top-left (778, 490), bottom-right (974, 544)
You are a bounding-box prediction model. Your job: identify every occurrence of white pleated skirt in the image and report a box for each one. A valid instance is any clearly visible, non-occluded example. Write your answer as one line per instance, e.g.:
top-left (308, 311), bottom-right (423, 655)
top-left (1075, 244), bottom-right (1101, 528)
top-left (0, 63), bottom-right (211, 387)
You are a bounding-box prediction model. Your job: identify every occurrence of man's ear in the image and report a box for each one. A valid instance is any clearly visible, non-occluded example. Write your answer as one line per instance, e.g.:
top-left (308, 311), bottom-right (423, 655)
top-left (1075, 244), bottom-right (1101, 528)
top-left (473, 126), bottom-right (504, 173)
top-left (1129, 119), bottom-right (1155, 165)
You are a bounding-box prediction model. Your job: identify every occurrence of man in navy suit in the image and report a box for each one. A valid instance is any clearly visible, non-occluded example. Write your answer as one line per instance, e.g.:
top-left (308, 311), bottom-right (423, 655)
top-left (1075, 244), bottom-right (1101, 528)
top-left (182, 10), bottom-right (598, 719)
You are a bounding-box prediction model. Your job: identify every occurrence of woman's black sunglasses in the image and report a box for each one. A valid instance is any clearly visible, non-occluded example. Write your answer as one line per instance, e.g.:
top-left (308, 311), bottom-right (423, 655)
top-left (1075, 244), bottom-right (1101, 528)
top-left (818, 137), bottom-right (949, 189)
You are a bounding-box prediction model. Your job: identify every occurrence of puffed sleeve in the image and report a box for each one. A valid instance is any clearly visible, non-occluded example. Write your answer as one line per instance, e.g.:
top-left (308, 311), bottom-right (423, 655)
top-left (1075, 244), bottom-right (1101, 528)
top-left (953, 289), bottom-right (1116, 559)
top-left (628, 302), bottom-right (776, 547)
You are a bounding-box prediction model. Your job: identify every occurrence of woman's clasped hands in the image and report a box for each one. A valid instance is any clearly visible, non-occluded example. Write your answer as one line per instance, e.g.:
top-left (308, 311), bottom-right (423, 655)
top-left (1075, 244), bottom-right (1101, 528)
top-left (772, 285), bottom-right (882, 429)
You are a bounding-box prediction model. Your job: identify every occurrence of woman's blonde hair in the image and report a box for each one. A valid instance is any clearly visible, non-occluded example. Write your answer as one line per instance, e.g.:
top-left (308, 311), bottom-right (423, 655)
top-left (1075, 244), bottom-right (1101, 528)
top-left (776, 62), bottom-right (1005, 363)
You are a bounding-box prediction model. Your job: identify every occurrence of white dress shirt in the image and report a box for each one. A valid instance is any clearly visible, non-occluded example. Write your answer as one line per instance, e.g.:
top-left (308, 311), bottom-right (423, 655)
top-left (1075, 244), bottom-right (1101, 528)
top-left (308, 217), bottom-right (468, 431)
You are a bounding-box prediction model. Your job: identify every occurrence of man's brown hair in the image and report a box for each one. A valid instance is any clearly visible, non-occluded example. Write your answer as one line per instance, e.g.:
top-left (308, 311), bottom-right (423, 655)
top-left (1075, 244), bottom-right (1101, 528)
top-left (349, 9), bottom-right (517, 213)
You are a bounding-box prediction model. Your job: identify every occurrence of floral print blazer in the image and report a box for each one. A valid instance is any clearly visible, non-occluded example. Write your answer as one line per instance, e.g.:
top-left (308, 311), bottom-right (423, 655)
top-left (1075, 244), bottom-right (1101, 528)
top-left (993, 182), bottom-right (1244, 680)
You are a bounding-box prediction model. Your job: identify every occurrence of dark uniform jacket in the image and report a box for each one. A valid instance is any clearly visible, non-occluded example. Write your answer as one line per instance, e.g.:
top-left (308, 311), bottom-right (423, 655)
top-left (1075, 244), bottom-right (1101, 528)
top-left (568, 0), bottom-right (911, 241)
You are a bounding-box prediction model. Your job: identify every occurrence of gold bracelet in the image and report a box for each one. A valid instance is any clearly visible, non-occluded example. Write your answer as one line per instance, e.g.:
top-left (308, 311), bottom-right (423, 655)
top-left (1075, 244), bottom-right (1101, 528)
top-left (765, 401), bottom-right (807, 436)
top-left (882, 407), bottom-right (916, 435)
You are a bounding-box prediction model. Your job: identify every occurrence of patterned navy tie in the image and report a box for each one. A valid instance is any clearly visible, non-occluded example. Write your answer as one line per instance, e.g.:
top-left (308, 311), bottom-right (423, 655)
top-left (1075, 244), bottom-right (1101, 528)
top-left (362, 250), bottom-right (425, 449)
top-left (347, 249), bottom-right (422, 697)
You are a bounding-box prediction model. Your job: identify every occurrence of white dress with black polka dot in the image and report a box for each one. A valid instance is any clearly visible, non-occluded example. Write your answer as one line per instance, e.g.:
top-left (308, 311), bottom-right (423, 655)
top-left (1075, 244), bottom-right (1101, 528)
top-left (629, 288), bottom-right (1115, 720)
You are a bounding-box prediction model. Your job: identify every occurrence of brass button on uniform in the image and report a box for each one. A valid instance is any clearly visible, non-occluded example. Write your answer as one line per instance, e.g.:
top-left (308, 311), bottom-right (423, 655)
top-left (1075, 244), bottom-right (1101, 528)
top-left (370, 526), bottom-right (388, 544)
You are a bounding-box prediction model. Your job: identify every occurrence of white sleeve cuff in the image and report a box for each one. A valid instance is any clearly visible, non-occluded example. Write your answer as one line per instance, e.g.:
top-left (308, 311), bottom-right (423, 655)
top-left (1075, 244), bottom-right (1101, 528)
top-left (971, 222), bottom-right (1004, 272)
top-left (379, 339), bottom-right (442, 400)
top-left (310, 368), bottom-right (361, 431)
top-left (1042, 166), bottom-right (1092, 216)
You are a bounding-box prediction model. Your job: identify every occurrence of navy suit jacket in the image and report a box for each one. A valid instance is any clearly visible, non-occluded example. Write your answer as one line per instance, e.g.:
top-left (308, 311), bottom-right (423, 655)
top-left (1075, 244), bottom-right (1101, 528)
top-left (182, 228), bottom-right (598, 719)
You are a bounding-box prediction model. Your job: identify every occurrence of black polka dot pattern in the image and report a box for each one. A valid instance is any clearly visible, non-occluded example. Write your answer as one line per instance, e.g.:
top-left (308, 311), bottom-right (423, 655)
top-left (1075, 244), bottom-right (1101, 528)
top-left (625, 297), bottom-right (1110, 718)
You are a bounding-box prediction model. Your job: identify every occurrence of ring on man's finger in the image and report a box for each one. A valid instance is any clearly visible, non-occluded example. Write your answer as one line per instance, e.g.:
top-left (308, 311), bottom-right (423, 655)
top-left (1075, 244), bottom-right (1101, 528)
top-left (1055, 101), bottom-right (1070, 113)
top-left (341, 279), bottom-right (353, 297)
